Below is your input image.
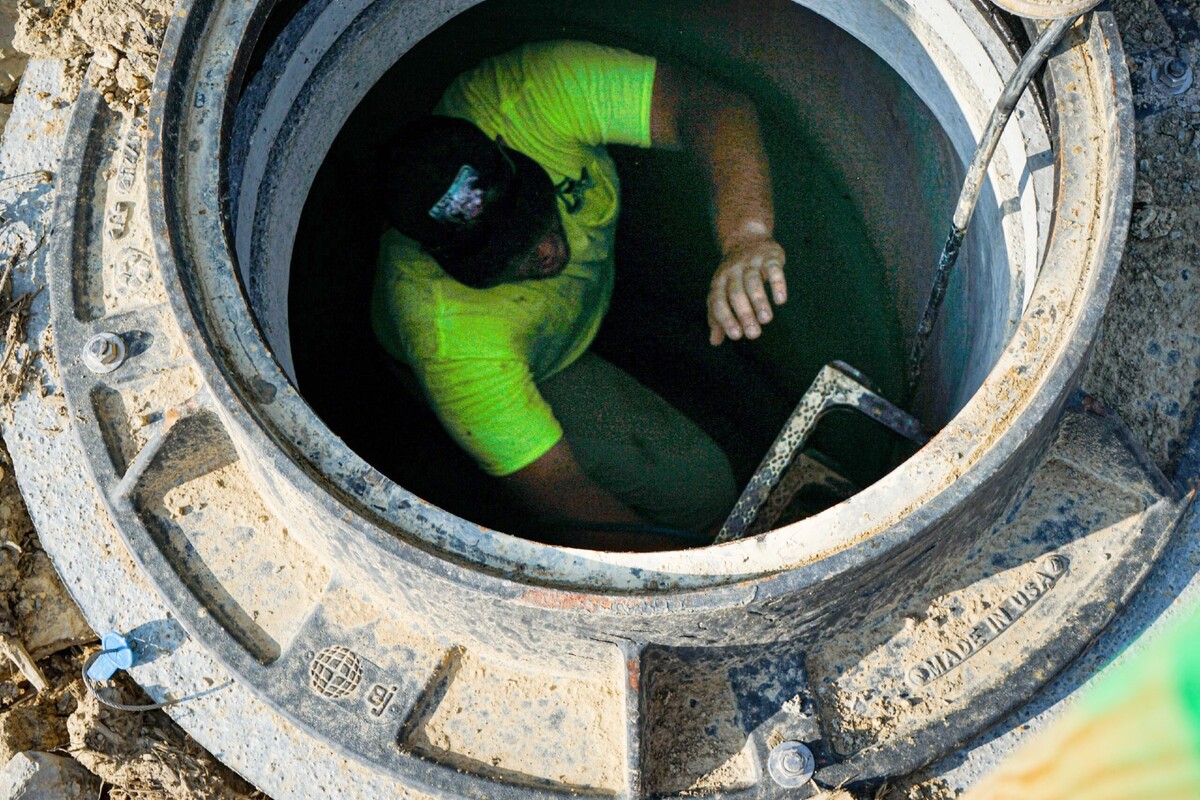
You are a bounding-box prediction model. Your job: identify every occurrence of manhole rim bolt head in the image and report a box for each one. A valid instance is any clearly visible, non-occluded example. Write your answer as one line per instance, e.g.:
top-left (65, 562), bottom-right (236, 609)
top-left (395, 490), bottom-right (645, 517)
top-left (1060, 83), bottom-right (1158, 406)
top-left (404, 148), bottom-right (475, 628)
top-left (1156, 56), bottom-right (1193, 94)
top-left (83, 332), bottom-right (126, 374)
top-left (767, 740), bottom-right (815, 788)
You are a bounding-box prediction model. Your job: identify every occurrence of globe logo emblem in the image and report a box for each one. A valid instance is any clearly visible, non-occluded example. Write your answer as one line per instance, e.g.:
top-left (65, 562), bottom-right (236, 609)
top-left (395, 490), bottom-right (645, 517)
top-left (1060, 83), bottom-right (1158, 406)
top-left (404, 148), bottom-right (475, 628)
top-left (309, 646), bottom-right (364, 699)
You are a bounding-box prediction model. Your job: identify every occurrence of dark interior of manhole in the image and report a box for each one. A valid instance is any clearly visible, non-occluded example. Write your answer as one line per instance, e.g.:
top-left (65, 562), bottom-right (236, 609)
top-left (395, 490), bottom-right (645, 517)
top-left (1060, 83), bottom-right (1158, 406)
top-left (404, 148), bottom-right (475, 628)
top-left (280, 0), bottom-right (961, 541)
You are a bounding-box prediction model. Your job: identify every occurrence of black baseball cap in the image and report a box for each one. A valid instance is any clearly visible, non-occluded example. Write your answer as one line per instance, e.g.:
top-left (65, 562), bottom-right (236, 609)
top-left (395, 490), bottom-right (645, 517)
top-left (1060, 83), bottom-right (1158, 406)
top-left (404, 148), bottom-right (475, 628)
top-left (381, 115), bottom-right (559, 289)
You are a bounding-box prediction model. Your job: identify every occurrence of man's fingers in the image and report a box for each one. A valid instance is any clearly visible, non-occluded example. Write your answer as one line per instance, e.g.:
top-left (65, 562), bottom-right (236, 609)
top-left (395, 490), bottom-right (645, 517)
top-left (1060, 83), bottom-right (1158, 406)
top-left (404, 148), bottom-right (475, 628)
top-left (708, 240), bottom-right (787, 345)
top-left (708, 280), bottom-right (743, 341)
top-left (709, 320), bottom-right (726, 346)
top-left (767, 259), bottom-right (787, 305)
top-left (728, 284), bottom-right (759, 339)
top-left (744, 267), bottom-right (773, 324)
top-left (714, 302), bottom-right (743, 340)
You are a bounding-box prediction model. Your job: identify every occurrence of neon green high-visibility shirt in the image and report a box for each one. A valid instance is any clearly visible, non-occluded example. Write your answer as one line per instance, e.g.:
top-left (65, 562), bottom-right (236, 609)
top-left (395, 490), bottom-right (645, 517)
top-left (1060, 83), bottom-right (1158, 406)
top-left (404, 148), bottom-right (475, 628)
top-left (372, 41), bottom-right (656, 476)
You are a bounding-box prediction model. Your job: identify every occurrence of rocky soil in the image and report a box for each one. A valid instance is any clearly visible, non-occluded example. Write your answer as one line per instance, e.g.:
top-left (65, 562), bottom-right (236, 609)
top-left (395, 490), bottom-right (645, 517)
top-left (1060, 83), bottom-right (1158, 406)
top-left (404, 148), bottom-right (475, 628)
top-left (14, 0), bottom-right (171, 110)
top-left (1084, 0), bottom-right (1200, 479)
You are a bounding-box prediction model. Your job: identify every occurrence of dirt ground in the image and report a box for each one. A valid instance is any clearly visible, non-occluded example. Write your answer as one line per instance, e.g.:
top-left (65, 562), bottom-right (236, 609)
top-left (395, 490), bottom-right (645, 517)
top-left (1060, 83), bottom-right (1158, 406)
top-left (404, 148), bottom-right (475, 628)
top-left (0, 449), bottom-right (265, 799)
top-left (0, 0), bottom-right (1195, 799)
top-left (1084, 0), bottom-right (1200, 479)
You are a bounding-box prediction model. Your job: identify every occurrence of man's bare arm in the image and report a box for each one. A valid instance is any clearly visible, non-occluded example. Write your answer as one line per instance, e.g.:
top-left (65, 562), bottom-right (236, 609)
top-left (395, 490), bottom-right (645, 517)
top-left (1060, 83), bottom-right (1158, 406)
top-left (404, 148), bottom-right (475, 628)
top-left (650, 63), bottom-right (787, 345)
top-left (501, 439), bottom-right (681, 551)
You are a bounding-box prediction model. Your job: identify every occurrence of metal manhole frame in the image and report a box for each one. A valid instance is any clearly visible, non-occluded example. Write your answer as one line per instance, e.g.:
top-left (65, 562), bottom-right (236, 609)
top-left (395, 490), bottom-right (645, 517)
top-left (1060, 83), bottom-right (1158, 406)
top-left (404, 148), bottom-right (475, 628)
top-left (17, 0), bottom-right (1138, 796)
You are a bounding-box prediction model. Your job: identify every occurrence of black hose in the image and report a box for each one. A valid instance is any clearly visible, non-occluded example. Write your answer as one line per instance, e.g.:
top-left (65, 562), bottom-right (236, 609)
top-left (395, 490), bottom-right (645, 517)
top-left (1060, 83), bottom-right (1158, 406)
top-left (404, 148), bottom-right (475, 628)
top-left (906, 13), bottom-right (1082, 394)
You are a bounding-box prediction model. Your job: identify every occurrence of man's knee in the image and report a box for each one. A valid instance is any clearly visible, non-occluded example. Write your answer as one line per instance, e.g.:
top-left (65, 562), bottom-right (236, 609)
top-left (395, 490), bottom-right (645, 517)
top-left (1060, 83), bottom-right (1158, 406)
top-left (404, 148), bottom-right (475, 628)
top-left (631, 438), bottom-right (737, 532)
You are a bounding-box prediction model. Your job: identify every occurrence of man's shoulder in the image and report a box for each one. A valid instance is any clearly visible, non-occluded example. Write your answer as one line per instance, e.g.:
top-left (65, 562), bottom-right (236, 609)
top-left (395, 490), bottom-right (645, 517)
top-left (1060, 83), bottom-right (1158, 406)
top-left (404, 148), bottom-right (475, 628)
top-left (374, 230), bottom-right (527, 358)
top-left (375, 231), bottom-right (444, 313)
top-left (460, 40), bottom-right (644, 78)
top-left (378, 228), bottom-right (432, 273)
top-left (493, 40), bottom-right (656, 96)
top-left (517, 40), bottom-right (640, 68)
top-left (438, 40), bottom-right (655, 151)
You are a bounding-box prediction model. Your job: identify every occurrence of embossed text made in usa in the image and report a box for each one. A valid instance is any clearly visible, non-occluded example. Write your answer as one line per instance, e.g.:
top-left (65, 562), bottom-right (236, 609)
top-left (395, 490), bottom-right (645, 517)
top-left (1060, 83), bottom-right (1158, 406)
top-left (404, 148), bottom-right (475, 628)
top-left (906, 554), bottom-right (1069, 688)
top-left (116, 129), bottom-right (140, 194)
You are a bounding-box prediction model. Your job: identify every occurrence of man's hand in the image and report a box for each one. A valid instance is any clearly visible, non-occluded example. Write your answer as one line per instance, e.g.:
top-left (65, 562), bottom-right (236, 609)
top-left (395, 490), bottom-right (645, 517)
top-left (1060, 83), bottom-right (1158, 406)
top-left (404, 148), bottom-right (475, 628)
top-left (650, 64), bottom-right (786, 347)
top-left (708, 231), bottom-right (787, 345)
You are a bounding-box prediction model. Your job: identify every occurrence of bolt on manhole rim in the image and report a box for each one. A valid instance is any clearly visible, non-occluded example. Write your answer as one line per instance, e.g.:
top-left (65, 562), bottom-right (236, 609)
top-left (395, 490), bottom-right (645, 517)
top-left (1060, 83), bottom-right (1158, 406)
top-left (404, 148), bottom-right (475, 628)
top-left (1152, 56), bottom-right (1194, 95)
top-left (82, 332), bottom-right (126, 374)
top-left (768, 741), bottom-right (815, 788)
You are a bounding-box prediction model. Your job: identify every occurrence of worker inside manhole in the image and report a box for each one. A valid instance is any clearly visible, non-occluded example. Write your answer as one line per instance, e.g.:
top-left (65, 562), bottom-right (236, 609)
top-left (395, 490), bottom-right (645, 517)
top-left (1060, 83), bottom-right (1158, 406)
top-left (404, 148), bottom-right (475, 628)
top-left (288, 0), bottom-right (944, 551)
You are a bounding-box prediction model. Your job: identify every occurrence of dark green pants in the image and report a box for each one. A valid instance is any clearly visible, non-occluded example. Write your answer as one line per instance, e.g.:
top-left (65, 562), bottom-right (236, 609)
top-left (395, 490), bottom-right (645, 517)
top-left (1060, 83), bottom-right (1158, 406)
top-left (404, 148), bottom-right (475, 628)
top-left (539, 353), bottom-right (737, 532)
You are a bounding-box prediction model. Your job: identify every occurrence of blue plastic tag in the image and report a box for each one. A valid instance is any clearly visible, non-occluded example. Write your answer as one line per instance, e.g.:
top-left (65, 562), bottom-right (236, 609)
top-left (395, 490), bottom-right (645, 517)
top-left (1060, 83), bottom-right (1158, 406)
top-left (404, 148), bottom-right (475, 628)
top-left (86, 631), bottom-right (136, 681)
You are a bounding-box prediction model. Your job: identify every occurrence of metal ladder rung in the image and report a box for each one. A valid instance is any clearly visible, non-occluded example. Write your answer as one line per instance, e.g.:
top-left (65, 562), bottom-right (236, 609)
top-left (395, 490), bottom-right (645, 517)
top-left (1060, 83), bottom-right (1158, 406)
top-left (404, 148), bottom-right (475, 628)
top-left (744, 449), bottom-right (859, 536)
top-left (714, 361), bottom-right (928, 544)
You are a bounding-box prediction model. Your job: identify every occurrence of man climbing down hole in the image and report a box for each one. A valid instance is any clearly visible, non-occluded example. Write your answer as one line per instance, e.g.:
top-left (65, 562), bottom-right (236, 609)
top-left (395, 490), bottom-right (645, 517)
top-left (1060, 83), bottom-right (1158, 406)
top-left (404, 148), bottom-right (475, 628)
top-left (373, 40), bottom-right (786, 551)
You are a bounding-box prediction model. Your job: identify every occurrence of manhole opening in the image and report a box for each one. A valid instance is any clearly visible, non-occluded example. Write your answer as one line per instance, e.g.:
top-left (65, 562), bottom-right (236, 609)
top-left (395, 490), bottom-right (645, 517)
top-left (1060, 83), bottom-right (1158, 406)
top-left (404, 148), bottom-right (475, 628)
top-left (231, 0), bottom-right (1044, 542)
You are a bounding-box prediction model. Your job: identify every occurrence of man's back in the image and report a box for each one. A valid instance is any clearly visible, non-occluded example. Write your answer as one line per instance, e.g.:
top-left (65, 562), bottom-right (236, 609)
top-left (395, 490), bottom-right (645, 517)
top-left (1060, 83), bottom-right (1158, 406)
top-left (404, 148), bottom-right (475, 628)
top-left (373, 41), bottom-right (656, 478)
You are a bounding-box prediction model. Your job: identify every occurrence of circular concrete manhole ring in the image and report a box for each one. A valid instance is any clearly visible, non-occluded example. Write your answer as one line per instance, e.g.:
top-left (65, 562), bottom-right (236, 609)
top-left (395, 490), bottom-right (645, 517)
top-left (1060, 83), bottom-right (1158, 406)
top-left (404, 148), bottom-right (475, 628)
top-left (9, 0), bottom-right (1143, 796)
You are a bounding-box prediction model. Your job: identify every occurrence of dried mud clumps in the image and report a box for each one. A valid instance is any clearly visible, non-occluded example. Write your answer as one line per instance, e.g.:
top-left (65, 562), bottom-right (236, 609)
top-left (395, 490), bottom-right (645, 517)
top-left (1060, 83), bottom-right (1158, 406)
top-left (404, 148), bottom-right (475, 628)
top-left (68, 689), bottom-right (265, 800)
top-left (0, 1), bottom-right (28, 102)
top-left (14, 0), bottom-right (172, 111)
